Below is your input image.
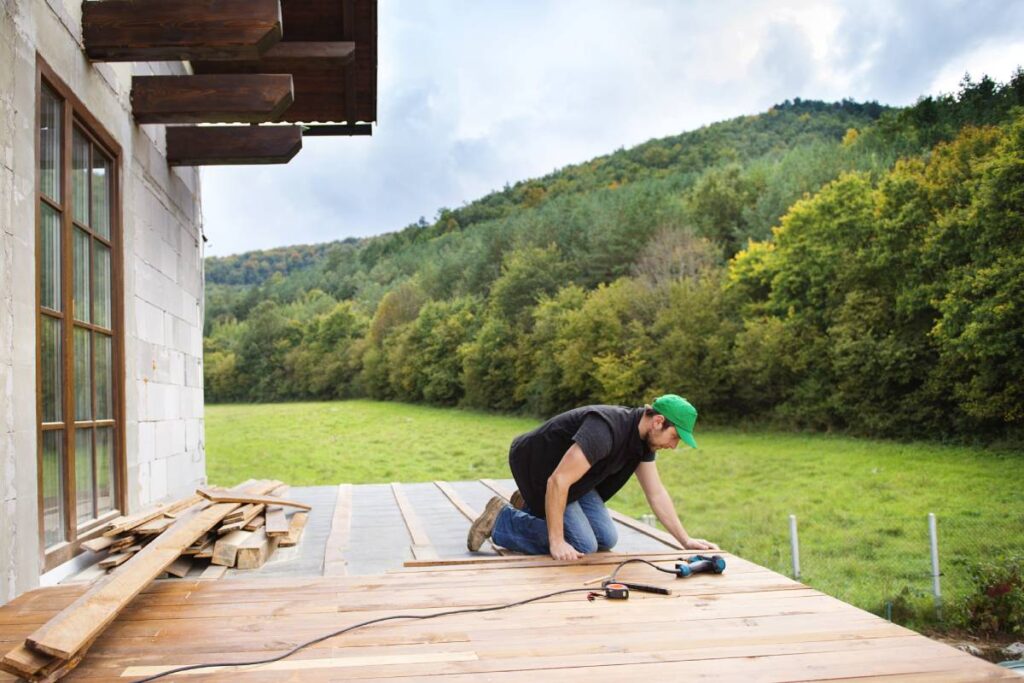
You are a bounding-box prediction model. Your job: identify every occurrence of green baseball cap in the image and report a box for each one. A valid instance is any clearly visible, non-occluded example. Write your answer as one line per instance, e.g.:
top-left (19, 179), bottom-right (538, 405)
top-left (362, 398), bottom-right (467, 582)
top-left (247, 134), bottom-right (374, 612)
top-left (652, 394), bottom-right (698, 449)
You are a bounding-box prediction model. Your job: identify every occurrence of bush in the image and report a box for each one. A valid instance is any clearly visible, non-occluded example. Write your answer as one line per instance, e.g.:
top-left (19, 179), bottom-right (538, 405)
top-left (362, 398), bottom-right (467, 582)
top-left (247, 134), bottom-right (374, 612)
top-left (954, 557), bottom-right (1024, 635)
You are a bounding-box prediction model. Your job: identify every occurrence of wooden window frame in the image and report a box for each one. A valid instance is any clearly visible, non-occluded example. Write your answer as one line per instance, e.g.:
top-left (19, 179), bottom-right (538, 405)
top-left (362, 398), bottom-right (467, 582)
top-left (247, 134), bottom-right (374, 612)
top-left (35, 55), bottom-right (127, 572)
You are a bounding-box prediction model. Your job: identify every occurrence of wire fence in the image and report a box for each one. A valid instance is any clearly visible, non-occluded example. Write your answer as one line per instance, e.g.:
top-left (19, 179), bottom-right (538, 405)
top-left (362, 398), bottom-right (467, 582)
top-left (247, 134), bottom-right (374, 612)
top-left (780, 513), bottom-right (1024, 628)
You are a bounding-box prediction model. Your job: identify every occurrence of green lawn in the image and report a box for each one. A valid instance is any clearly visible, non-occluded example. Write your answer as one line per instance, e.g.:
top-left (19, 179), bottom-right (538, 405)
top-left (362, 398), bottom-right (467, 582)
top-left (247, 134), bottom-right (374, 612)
top-left (205, 400), bottom-right (1023, 627)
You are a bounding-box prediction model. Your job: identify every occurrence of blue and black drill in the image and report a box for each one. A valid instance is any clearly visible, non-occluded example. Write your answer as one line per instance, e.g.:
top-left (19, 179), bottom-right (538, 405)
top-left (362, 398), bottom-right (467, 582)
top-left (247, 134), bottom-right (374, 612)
top-left (675, 554), bottom-right (727, 578)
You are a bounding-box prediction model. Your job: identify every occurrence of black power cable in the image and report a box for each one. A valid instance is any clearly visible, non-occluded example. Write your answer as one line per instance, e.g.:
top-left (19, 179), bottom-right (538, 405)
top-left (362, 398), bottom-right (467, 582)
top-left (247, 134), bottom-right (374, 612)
top-left (607, 557), bottom-right (683, 583)
top-left (134, 587), bottom-right (598, 682)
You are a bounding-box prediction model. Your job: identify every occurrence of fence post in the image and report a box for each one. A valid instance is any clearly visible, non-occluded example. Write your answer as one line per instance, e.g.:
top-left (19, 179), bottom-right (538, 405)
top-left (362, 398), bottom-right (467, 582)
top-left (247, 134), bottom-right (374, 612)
top-left (789, 514), bottom-right (801, 580)
top-left (928, 512), bottom-right (942, 618)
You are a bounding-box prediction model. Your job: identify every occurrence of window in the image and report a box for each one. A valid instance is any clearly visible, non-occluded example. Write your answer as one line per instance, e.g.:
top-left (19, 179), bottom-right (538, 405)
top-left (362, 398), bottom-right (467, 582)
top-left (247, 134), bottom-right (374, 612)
top-left (36, 59), bottom-right (124, 569)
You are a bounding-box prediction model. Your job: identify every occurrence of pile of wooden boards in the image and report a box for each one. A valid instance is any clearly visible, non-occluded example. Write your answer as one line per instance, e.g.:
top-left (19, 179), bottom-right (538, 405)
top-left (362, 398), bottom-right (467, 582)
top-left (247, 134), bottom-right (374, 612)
top-left (0, 479), bottom-right (311, 682)
top-left (80, 480), bottom-right (311, 577)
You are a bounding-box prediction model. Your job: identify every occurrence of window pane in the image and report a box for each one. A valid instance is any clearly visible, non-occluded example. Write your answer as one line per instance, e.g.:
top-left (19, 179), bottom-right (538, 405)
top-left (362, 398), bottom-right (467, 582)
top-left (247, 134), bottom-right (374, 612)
top-left (73, 228), bottom-right (90, 322)
top-left (75, 428), bottom-right (95, 523)
top-left (74, 327), bottom-right (92, 420)
top-left (91, 152), bottom-right (110, 239)
top-left (93, 242), bottom-right (111, 328)
top-left (42, 431), bottom-right (65, 547)
top-left (72, 129), bottom-right (89, 226)
top-left (39, 202), bottom-right (62, 311)
top-left (39, 87), bottom-right (62, 201)
top-left (94, 333), bottom-right (112, 419)
top-left (96, 427), bottom-right (114, 515)
top-left (41, 316), bottom-right (63, 423)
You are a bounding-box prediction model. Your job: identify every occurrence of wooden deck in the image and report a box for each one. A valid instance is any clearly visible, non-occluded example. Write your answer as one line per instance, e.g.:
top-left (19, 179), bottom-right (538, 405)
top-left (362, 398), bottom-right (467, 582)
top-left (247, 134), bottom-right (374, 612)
top-left (0, 551), bottom-right (1014, 681)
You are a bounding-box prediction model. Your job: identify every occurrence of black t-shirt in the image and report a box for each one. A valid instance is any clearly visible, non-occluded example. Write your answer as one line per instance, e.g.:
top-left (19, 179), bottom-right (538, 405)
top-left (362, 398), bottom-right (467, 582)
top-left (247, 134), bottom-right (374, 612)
top-left (508, 405), bottom-right (655, 518)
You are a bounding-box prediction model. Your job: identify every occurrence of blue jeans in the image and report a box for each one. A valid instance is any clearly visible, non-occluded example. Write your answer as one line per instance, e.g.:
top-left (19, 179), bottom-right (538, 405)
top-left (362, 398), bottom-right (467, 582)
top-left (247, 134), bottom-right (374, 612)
top-left (491, 489), bottom-right (619, 555)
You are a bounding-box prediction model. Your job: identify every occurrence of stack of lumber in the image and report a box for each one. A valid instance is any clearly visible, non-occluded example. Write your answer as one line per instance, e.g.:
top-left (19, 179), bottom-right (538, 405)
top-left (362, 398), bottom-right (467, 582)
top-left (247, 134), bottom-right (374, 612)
top-left (0, 479), bottom-right (310, 682)
top-left (80, 481), bottom-right (311, 577)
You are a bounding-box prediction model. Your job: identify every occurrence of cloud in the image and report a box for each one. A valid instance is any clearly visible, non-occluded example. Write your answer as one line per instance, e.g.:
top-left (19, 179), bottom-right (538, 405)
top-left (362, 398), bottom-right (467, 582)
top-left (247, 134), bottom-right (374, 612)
top-left (200, 0), bottom-right (1024, 256)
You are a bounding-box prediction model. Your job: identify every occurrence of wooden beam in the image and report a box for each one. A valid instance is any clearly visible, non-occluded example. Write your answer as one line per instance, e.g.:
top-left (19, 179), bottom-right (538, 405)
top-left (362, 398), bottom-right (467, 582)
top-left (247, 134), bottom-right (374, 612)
top-left (433, 481), bottom-right (478, 522)
top-left (391, 483), bottom-right (439, 561)
top-left (323, 484), bottom-right (351, 576)
top-left (166, 126), bottom-right (302, 166)
top-left (82, 0), bottom-right (282, 62)
top-left (131, 75), bottom-right (294, 124)
top-left (191, 41), bottom-right (355, 73)
top-left (264, 507), bottom-right (289, 536)
top-left (212, 529), bottom-right (252, 567)
top-left (197, 488), bottom-right (311, 510)
top-left (279, 511), bottom-right (309, 548)
top-left (302, 124), bottom-right (373, 136)
top-left (236, 528), bottom-right (280, 569)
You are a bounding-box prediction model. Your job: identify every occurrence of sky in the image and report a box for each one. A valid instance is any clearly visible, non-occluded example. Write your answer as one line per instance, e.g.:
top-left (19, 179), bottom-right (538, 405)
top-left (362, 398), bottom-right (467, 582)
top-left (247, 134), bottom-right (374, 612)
top-left (199, 0), bottom-right (1024, 257)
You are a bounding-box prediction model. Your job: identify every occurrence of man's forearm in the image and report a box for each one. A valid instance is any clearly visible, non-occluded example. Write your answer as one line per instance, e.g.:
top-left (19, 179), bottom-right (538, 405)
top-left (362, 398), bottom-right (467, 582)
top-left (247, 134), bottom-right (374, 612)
top-left (545, 477), bottom-right (569, 544)
top-left (648, 491), bottom-right (691, 545)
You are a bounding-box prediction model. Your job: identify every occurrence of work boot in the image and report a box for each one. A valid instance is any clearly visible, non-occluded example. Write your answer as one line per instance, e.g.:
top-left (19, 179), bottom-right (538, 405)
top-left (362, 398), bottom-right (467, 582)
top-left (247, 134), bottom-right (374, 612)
top-left (510, 489), bottom-right (525, 510)
top-left (467, 496), bottom-right (507, 551)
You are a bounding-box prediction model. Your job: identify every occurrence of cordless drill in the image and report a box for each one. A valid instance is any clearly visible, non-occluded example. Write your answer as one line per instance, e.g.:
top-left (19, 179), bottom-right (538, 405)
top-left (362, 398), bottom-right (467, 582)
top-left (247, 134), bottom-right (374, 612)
top-left (675, 554), bottom-right (727, 578)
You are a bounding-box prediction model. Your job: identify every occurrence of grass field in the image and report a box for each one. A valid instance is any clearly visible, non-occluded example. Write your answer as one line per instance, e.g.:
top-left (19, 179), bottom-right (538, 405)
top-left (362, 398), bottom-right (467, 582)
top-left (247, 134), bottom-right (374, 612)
top-left (206, 400), bottom-right (1023, 627)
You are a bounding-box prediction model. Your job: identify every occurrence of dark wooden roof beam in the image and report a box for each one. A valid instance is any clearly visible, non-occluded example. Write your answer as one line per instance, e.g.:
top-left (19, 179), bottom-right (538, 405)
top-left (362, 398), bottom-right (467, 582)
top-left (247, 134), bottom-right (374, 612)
top-left (83, 0), bottom-right (282, 62)
top-left (191, 42), bottom-right (356, 74)
top-left (302, 124), bottom-right (372, 136)
top-left (167, 126), bottom-right (302, 166)
top-left (132, 75), bottom-right (294, 124)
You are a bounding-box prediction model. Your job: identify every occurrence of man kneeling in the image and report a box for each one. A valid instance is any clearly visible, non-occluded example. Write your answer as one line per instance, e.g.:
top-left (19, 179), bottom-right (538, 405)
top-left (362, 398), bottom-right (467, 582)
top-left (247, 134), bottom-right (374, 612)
top-left (468, 394), bottom-right (718, 560)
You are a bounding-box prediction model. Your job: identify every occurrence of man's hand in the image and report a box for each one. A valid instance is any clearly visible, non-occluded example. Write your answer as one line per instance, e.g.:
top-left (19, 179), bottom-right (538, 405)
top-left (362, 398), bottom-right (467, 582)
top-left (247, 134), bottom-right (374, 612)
top-left (683, 537), bottom-right (719, 551)
top-left (550, 538), bottom-right (582, 561)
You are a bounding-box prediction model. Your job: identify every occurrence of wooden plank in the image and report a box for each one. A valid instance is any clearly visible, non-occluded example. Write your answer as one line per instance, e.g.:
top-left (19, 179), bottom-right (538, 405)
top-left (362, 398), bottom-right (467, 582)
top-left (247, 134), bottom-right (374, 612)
top-left (264, 507), bottom-right (289, 536)
top-left (82, 0), bottom-right (282, 62)
top-left (218, 504), bottom-right (264, 533)
top-left (433, 481), bottom-right (478, 521)
top-left (166, 126), bottom-right (302, 166)
top-left (278, 512), bottom-right (309, 548)
top-left (132, 516), bottom-right (174, 536)
top-left (163, 495), bottom-right (204, 519)
top-left (80, 536), bottom-right (114, 553)
top-left (107, 535), bottom-right (138, 553)
top-left (211, 530), bottom-right (252, 567)
top-left (479, 478), bottom-right (515, 500)
top-left (131, 74), bottom-right (294, 124)
top-left (18, 481), bottom-right (280, 660)
top-left (323, 484), bottom-right (352, 576)
top-left (97, 553), bottom-right (133, 570)
top-left (193, 538), bottom-right (215, 561)
top-left (122, 651), bottom-right (479, 677)
top-left (196, 488), bottom-right (311, 511)
top-left (165, 558), bottom-right (193, 579)
top-left (391, 483), bottom-right (439, 561)
top-left (235, 529), bottom-right (280, 570)
top-left (243, 515), bottom-right (266, 532)
top-left (101, 508), bottom-right (166, 538)
top-left (197, 565), bottom-right (227, 581)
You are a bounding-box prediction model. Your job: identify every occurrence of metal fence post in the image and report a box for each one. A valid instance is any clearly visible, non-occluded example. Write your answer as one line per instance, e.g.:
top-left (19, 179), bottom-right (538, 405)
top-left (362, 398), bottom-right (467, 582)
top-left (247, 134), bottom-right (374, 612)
top-left (929, 512), bottom-right (942, 618)
top-left (789, 514), bottom-right (801, 580)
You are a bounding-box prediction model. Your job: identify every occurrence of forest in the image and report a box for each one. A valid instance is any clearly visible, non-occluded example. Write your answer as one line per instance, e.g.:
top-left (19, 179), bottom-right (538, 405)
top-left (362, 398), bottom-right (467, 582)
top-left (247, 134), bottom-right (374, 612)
top-left (203, 72), bottom-right (1024, 444)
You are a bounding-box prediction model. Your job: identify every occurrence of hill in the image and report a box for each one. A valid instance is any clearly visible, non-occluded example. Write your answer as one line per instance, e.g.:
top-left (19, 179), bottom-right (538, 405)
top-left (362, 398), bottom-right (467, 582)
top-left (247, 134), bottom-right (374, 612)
top-left (203, 72), bottom-right (1024, 444)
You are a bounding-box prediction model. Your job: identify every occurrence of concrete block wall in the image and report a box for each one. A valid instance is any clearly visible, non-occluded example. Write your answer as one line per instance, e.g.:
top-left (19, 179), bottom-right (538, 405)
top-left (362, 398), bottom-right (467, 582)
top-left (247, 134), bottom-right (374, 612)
top-left (0, 0), bottom-right (206, 602)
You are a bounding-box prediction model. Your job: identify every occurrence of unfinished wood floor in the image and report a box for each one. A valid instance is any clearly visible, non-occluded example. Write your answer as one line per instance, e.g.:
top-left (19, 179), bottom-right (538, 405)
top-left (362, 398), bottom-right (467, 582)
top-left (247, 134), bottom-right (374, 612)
top-left (1, 552), bottom-right (1014, 681)
top-left (60, 478), bottom-right (682, 586)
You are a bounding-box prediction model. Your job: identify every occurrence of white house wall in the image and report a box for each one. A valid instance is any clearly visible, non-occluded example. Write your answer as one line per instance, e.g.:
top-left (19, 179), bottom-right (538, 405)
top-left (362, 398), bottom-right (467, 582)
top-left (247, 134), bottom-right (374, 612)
top-left (0, 0), bottom-right (206, 602)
